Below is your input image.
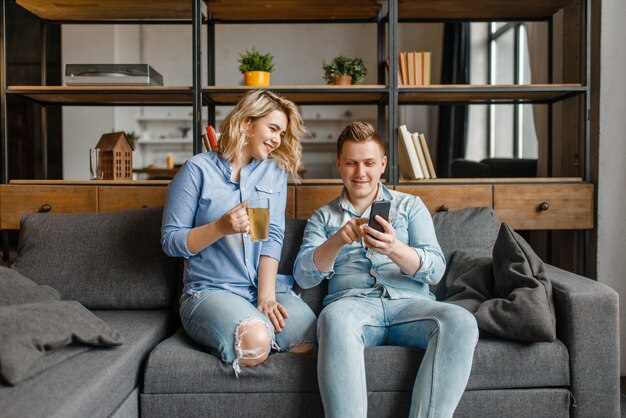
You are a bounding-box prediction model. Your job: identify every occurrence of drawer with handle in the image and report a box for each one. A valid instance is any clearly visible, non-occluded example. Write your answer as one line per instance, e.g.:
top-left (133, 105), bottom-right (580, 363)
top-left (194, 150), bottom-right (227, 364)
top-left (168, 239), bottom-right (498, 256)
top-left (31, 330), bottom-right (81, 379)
top-left (0, 185), bottom-right (97, 229)
top-left (493, 183), bottom-right (593, 230)
top-left (98, 186), bottom-right (167, 212)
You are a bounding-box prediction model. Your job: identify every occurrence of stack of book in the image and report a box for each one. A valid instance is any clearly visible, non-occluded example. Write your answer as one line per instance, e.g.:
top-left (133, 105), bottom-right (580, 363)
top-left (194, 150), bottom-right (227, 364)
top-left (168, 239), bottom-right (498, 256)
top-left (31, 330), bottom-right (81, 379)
top-left (398, 51), bottom-right (431, 86)
top-left (397, 125), bottom-right (437, 180)
top-left (202, 125), bottom-right (219, 152)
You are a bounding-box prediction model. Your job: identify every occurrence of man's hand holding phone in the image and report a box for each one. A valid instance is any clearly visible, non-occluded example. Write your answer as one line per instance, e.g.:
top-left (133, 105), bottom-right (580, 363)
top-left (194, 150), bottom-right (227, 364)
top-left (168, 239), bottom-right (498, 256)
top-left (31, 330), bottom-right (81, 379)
top-left (364, 214), bottom-right (398, 256)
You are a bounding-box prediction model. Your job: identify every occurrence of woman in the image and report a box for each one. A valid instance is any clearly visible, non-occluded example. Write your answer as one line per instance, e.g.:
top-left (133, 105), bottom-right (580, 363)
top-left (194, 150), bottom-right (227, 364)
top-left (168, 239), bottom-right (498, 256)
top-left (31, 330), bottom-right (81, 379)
top-left (161, 90), bottom-right (316, 375)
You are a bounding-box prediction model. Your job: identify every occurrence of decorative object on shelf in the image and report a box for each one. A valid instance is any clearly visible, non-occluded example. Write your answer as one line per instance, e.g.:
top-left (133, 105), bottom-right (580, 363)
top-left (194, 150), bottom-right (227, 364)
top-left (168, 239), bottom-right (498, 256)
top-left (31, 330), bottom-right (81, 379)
top-left (177, 126), bottom-right (191, 138)
top-left (95, 132), bottom-right (134, 180)
top-left (322, 54), bottom-right (367, 85)
top-left (64, 64), bottom-right (163, 86)
top-left (89, 148), bottom-right (103, 180)
top-left (166, 154), bottom-right (175, 169)
top-left (238, 48), bottom-right (274, 86)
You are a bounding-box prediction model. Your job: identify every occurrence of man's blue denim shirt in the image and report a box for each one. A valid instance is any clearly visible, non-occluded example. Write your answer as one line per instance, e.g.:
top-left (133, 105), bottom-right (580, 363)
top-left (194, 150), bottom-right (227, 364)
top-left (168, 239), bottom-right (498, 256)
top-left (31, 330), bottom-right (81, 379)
top-left (293, 184), bottom-right (446, 306)
top-left (161, 152), bottom-right (290, 301)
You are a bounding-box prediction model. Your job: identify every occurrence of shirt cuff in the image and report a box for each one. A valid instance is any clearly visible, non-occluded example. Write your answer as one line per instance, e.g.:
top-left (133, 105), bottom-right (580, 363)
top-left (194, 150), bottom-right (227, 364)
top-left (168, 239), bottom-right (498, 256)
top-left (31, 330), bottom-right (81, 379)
top-left (175, 228), bottom-right (197, 259)
top-left (403, 248), bottom-right (437, 279)
top-left (260, 240), bottom-right (282, 262)
top-left (301, 249), bottom-right (334, 279)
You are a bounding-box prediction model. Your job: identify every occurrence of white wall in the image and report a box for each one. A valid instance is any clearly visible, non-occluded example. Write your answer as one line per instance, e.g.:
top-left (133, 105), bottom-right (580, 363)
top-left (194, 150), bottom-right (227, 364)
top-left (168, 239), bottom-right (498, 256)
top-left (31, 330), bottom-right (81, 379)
top-left (62, 25), bottom-right (117, 179)
top-left (598, 0), bottom-right (626, 374)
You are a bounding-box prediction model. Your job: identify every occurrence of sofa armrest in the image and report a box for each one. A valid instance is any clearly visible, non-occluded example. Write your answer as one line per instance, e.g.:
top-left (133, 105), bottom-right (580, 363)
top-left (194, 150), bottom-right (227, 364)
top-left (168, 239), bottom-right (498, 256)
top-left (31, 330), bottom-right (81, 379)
top-left (546, 264), bottom-right (620, 417)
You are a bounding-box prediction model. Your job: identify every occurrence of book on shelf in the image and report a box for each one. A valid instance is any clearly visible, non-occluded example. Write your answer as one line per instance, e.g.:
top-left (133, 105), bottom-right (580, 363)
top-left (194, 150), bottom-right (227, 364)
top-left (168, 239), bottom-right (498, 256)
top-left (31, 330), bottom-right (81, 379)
top-left (395, 51), bottom-right (431, 86)
top-left (412, 132), bottom-right (430, 179)
top-left (418, 133), bottom-right (437, 178)
top-left (414, 51), bottom-right (423, 86)
top-left (399, 52), bottom-right (409, 88)
top-left (422, 51), bottom-right (431, 85)
top-left (407, 52), bottom-right (416, 86)
top-left (398, 125), bottom-right (423, 179)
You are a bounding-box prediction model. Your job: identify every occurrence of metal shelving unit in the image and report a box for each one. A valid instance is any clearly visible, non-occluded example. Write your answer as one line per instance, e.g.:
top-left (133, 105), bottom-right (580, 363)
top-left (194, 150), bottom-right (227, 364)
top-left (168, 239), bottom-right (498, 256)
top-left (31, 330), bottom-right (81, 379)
top-left (0, 0), bottom-right (590, 185)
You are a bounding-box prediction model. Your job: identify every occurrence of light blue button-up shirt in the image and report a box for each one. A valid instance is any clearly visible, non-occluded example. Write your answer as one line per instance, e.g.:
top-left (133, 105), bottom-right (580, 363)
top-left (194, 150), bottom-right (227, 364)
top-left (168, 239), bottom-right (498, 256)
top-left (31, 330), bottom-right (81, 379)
top-left (161, 152), bottom-right (291, 301)
top-left (293, 184), bottom-right (446, 306)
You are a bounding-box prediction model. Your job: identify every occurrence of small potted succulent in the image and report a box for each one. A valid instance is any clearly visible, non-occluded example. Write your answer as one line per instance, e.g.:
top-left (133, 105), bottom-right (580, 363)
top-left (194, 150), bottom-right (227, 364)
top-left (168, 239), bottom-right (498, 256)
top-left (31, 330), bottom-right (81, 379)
top-left (238, 48), bottom-right (275, 86)
top-left (322, 54), bottom-right (367, 85)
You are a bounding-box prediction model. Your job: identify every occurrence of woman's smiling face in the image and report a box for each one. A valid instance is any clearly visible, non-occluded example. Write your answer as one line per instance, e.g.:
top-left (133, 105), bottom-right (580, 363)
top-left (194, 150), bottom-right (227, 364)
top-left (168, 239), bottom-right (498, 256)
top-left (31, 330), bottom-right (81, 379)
top-left (244, 109), bottom-right (288, 162)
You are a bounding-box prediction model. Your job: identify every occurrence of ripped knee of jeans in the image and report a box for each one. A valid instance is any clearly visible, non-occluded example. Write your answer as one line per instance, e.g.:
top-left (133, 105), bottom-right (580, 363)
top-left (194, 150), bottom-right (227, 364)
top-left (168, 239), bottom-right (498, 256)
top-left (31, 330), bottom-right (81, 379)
top-left (232, 317), bottom-right (272, 376)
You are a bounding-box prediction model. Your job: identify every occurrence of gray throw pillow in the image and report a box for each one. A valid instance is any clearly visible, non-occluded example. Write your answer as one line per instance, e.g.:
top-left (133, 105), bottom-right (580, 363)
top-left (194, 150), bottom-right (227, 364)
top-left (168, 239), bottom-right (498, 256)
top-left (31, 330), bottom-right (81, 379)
top-left (0, 266), bottom-right (60, 306)
top-left (0, 300), bottom-right (123, 386)
top-left (444, 223), bottom-right (556, 342)
top-left (488, 223), bottom-right (556, 341)
top-left (444, 251), bottom-right (494, 311)
top-left (12, 207), bottom-right (178, 309)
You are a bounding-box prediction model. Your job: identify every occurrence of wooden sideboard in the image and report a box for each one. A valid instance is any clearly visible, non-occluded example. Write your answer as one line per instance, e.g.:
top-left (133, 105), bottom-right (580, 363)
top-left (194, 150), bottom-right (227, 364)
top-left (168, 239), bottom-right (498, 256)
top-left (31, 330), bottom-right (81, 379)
top-left (0, 179), bottom-right (594, 231)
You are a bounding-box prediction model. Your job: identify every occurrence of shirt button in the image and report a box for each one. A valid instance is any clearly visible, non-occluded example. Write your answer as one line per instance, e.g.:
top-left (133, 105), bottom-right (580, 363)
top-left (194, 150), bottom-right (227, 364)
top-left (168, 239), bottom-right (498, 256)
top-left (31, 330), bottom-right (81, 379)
top-left (370, 268), bottom-right (376, 276)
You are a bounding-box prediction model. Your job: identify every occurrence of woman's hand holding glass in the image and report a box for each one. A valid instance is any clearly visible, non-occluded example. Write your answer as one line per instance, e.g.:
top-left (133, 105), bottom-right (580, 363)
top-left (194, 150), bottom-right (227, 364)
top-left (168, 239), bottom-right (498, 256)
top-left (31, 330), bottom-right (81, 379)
top-left (216, 201), bottom-right (250, 236)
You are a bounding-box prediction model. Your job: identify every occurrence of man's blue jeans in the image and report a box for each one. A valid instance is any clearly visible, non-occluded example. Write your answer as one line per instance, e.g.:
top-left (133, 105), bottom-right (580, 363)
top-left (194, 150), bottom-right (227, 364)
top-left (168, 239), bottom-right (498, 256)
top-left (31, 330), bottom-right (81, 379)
top-left (317, 295), bottom-right (478, 418)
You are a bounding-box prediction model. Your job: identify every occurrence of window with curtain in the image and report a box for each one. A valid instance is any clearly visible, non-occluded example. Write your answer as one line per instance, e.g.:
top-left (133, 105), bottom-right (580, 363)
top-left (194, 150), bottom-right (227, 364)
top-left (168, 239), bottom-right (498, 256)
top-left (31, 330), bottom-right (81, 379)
top-left (467, 22), bottom-right (539, 162)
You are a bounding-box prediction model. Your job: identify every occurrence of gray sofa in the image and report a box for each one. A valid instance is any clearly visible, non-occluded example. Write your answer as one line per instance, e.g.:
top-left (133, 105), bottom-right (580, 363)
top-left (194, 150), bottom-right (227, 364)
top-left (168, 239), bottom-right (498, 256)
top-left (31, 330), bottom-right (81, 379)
top-left (0, 206), bottom-right (619, 418)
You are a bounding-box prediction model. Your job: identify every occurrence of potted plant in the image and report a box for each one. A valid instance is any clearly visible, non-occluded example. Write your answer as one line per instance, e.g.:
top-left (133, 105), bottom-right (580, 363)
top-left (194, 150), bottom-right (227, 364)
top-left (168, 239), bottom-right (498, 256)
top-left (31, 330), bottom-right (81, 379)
top-left (238, 48), bottom-right (275, 86)
top-left (322, 54), bottom-right (368, 85)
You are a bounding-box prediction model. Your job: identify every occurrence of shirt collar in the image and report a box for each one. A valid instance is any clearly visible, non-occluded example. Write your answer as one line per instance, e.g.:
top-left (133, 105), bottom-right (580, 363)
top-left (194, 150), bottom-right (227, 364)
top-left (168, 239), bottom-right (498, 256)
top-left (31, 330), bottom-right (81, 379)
top-left (215, 153), bottom-right (264, 183)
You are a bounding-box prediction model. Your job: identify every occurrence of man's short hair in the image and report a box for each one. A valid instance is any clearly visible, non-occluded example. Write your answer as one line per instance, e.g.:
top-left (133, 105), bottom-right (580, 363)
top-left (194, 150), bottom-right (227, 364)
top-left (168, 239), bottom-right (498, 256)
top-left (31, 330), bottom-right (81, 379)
top-left (336, 122), bottom-right (386, 157)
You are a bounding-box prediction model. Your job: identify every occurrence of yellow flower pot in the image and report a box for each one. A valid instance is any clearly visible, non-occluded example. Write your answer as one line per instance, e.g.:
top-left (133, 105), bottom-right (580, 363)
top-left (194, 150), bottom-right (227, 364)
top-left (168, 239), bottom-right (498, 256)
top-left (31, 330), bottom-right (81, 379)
top-left (243, 71), bottom-right (271, 86)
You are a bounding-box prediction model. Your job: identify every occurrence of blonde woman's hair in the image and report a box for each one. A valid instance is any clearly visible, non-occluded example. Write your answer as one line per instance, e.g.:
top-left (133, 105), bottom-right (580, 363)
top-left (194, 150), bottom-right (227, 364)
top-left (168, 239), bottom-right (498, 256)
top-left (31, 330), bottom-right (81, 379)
top-left (336, 121), bottom-right (385, 157)
top-left (219, 90), bottom-right (305, 179)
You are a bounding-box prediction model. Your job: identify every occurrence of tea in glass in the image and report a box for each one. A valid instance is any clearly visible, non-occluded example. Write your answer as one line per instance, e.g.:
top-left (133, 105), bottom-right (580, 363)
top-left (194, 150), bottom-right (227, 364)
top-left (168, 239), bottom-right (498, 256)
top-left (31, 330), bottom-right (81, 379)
top-left (247, 198), bottom-right (270, 242)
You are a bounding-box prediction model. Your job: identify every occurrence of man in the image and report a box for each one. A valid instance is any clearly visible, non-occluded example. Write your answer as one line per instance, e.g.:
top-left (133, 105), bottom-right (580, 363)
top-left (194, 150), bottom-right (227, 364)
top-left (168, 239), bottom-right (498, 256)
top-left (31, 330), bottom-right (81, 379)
top-left (293, 122), bottom-right (478, 418)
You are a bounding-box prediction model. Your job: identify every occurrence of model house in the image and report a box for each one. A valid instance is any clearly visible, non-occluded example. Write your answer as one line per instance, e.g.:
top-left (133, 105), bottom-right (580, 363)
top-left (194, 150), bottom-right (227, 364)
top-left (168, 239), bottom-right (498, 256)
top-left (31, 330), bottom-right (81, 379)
top-left (96, 132), bottom-right (134, 180)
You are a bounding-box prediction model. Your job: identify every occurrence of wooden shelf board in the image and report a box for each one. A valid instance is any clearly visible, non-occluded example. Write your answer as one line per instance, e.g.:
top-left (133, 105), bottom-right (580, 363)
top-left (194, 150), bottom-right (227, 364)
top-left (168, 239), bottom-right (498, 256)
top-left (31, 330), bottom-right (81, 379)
top-left (398, 84), bottom-right (585, 104)
top-left (396, 177), bottom-right (585, 184)
top-left (399, 0), bottom-right (574, 20)
top-left (16, 0), bottom-right (203, 21)
top-left (9, 180), bottom-right (172, 186)
top-left (8, 85), bottom-right (583, 106)
top-left (208, 1), bottom-right (381, 21)
top-left (7, 86), bottom-right (193, 105)
top-left (203, 85), bottom-right (388, 105)
top-left (9, 178), bottom-right (586, 187)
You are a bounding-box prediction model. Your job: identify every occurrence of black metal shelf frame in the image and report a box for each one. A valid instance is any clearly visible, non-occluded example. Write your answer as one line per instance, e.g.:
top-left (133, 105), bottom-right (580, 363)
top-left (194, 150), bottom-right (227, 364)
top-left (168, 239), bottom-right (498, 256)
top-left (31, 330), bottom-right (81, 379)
top-left (0, 0), bottom-right (591, 184)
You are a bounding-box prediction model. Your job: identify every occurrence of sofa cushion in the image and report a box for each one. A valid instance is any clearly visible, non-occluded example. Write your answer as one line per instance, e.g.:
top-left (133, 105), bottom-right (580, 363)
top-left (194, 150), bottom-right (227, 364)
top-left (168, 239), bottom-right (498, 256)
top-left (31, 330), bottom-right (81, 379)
top-left (0, 300), bottom-right (123, 385)
top-left (444, 224), bottom-right (557, 342)
top-left (12, 207), bottom-right (178, 309)
top-left (0, 266), bottom-right (60, 306)
top-left (279, 218), bottom-right (327, 316)
top-left (143, 330), bottom-right (569, 395)
top-left (0, 310), bottom-right (174, 418)
top-left (432, 207), bottom-right (500, 260)
top-left (489, 223), bottom-right (556, 341)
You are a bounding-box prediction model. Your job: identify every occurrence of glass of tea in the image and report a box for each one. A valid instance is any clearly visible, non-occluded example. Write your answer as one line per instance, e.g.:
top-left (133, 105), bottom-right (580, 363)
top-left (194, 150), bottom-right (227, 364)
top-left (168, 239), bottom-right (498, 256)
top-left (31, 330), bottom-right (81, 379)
top-left (247, 198), bottom-right (270, 242)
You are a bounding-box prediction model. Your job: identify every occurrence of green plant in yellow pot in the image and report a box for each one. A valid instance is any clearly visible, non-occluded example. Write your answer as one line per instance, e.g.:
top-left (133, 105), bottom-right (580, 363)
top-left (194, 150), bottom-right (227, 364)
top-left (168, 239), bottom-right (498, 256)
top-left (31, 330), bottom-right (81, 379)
top-left (238, 48), bottom-right (275, 86)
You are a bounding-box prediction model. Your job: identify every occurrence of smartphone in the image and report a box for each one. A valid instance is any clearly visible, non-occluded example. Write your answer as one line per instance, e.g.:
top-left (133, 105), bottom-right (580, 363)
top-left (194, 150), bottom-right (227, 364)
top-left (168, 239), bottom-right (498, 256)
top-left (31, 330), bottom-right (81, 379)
top-left (368, 200), bottom-right (391, 233)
